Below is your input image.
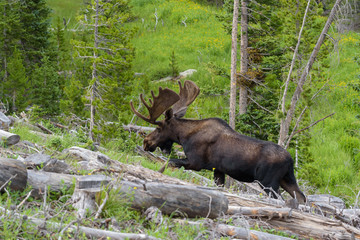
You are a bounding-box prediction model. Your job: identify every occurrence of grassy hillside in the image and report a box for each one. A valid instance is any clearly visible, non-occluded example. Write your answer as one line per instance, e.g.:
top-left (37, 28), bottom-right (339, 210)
top-left (47, 0), bottom-right (83, 27)
top-left (308, 32), bottom-right (360, 203)
top-left (129, 0), bottom-right (231, 119)
top-left (45, 0), bottom-right (360, 204)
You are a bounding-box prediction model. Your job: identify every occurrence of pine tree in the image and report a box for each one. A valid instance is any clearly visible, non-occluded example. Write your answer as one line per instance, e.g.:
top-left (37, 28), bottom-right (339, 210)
top-left (19, 0), bottom-right (52, 68)
top-left (72, 0), bottom-right (134, 140)
top-left (0, 0), bottom-right (22, 98)
top-left (31, 56), bottom-right (61, 116)
top-left (4, 47), bottom-right (28, 112)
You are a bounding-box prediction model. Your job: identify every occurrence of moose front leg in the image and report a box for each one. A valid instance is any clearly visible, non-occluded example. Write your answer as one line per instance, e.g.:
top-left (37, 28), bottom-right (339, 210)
top-left (169, 158), bottom-right (191, 169)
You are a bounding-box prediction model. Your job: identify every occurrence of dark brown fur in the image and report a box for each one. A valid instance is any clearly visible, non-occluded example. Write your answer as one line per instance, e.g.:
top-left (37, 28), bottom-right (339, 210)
top-left (144, 109), bottom-right (306, 203)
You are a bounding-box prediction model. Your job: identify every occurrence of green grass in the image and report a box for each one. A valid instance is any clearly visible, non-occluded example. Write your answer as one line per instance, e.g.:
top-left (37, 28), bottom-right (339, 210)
top-left (47, 0), bottom-right (84, 27)
top-left (129, 0), bottom-right (231, 119)
top-left (307, 32), bottom-right (360, 204)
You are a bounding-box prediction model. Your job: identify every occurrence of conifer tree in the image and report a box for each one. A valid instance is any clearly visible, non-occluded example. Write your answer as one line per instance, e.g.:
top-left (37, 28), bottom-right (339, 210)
top-left (72, 0), bottom-right (134, 140)
top-left (31, 56), bottom-right (61, 116)
top-left (19, 0), bottom-right (52, 68)
top-left (0, 0), bottom-right (22, 98)
top-left (4, 47), bottom-right (28, 112)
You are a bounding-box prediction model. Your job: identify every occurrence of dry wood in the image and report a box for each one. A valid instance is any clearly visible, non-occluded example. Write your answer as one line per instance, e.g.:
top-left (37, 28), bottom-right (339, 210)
top-left (278, 0), bottom-right (343, 146)
top-left (115, 180), bottom-right (228, 219)
top-left (227, 206), bottom-right (292, 219)
top-left (225, 193), bottom-right (360, 239)
top-left (27, 170), bottom-right (79, 198)
top-left (0, 157), bottom-right (27, 191)
top-left (0, 129), bottom-right (20, 145)
top-left (123, 124), bottom-right (155, 134)
top-left (35, 123), bottom-right (54, 135)
top-left (0, 205), bottom-right (159, 240)
top-left (229, 0), bottom-right (239, 129)
top-left (71, 175), bottom-right (112, 218)
top-left (175, 219), bottom-right (294, 240)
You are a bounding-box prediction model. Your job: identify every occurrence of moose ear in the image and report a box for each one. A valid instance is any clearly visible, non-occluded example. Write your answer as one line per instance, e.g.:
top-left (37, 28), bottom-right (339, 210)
top-left (164, 109), bottom-right (174, 121)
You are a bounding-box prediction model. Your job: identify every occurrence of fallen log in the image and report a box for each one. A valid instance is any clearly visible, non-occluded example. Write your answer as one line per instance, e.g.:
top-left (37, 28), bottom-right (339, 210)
top-left (123, 124), bottom-right (155, 134)
top-left (0, 206), bottom-right (159, 240)
top-left (35, 123), bottom-right (54, 135)
top-left (27, 170), bottom-right (79, 198)
top-left (175, 219), bottom-right (294, 240)
top-left (0, 157), bottom-right (27, 191)
top-left (0, 129), bottom-right (20, 145)
top-left (115, 180), bottom-right (228, 219)
top-left (227, 206), bottom-right (292, 219)
top-left (225, 193), bottom-right (360, 239)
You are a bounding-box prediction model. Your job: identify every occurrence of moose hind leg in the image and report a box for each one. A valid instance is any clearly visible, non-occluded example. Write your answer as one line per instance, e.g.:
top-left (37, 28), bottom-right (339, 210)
top-left (214, 170), bottom-right (225, 186)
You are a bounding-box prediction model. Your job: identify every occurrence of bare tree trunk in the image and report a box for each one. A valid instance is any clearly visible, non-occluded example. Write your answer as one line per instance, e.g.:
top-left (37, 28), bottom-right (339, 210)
top-left (89, 0), bottom-right (100, 141)
top-left (229, 0), bottom-right (239, 129)
top-left (238, 0), bottom-right (248, 115)
top-left (278, 0), bottom-right (342, 147)
top-left (279, 0), bottom-right (311, 145)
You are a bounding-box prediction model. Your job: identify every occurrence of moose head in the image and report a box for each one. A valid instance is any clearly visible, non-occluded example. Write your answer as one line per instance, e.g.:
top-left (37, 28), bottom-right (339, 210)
top-left (130, 80), bottom-right (200, 153)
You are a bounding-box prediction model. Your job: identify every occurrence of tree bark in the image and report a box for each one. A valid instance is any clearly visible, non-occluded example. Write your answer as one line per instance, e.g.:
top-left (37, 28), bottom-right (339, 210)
top-left (115, 180), bottom-right (229, 219)
top-left (0, 129), bottom-right (20, 145)
top-left (238, 0), bottom-right (249, 115)
top-left (278, 0), bottom-right (342, 147)
top-left (89, 0), bottom-right (100, 141)
top-left (0, 158), bottom-right (27, 192)
top-left (229, 0), bottom-right (239, 129)
top-left (279, 0), bottom-right (311, 142)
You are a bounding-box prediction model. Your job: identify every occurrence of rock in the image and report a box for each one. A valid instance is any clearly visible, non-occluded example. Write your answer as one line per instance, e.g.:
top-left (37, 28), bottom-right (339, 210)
top-left (42, 159), bottom-right (72, 174)
top-left (22, 153), bottom-right (51, 168)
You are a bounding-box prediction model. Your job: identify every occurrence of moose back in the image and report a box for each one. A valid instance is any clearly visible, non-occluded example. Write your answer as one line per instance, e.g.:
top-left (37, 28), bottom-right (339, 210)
top-left (130, 80), bottom-right (306, 203)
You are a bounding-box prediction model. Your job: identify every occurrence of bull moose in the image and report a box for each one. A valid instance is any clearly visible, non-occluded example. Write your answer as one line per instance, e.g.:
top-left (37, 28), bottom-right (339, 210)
top-left (130, 80), bottom-right (306, 203)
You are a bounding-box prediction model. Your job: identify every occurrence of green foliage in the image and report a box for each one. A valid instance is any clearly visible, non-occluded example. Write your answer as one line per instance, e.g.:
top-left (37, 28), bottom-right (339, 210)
top-left (19, 0), bottom-right (52, 67)
top-left (169, 50), bottom-right (179, 77)
top-left (31, 56), bottom-right (61, 116)
top-left (3, 47), bottom-right (28, 112)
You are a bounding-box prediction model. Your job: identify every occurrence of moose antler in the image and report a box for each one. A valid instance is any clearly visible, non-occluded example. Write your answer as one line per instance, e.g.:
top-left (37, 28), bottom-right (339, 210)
top-left (130, 87), bottom-right (180, 124)
top-left (172, 80), bottom-right (200, 118)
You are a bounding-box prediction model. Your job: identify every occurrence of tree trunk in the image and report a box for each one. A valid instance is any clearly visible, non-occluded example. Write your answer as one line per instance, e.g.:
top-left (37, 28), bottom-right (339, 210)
top-left (89, 0), bottom-right (100, 141)
top-left (238, 0), bottom-right (249, 115)
top-left (278, 0), bottom-right (342, 147)
top-left (279, 0), bottom-right (311, 146)
top-left (229, 0), bottom-right (239, 129)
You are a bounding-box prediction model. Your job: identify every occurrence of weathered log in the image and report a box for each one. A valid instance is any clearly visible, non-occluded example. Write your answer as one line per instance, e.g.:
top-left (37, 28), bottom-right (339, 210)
top-left (0, 205), bottom-right (159, 240)
top-left (175, 219), bottom-right (294, 240)
top-left (27, 170), bottom-right (78, 198)
top-left (115, 180), bottom-right (228, 219)
top-left (0, 157), bottom-right (27, 191)
top-left (123, 124), bottom-right (155, 134)
top-left (227, 206), bottom-right (292, 219)
top-left (225, 193), bottom-right (360, 239)
top-left (0, 129), bottom-right (20, 145)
